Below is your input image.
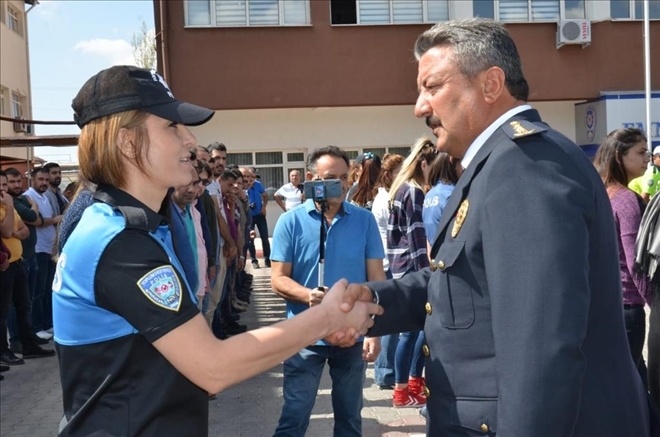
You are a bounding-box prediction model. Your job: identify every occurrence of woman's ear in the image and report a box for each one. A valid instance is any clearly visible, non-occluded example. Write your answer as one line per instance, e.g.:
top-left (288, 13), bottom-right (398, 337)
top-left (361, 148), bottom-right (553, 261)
top-left (117, 128), bottom-right (136, 158)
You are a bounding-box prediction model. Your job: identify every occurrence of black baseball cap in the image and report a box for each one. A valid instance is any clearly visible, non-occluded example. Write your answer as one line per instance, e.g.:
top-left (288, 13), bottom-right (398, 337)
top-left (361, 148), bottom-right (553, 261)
top-left (72, 65), bottom-right (214, 128)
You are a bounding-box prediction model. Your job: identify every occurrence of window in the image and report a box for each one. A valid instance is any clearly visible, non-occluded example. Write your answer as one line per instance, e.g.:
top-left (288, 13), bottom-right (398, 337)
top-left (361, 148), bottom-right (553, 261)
top-left (611, 0), bottom-right (660, 19)
top-left (331, 0), bottom-right (448, 25)
top-left (476, 0), bottom-right (586, 22)
top-left (11, 92), bottom-right (22, 118)
top-left (7, 5), bottom-right (21, 35)
top-left (185, 0), bottom-right (310, 27)
top-left (0, 88), bottom-right (6, 116)
top-left (226, 150), bottom-right (306, 199)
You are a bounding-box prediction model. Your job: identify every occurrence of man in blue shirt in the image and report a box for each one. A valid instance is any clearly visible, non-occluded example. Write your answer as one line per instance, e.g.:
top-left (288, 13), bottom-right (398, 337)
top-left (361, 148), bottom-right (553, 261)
top-left (270, 146), bottom-right (385, 437)
top-left (244, 168), bottom-right (271, 268)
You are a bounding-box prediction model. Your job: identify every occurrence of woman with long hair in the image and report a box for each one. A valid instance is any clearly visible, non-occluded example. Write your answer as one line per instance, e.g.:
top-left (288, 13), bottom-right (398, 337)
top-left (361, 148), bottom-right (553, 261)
top-left (350, 152), bottom-right (382, 210)
top-left (52, 66), bottom-right (380, 436)
top-left (422, 152), bottom-right (461, 250)
top-left (593, 127), bottom-right (654, 388)
top-left (371, 153), bottom-right (405, 389)
top-left (387, 138), bottom-right (438, 407)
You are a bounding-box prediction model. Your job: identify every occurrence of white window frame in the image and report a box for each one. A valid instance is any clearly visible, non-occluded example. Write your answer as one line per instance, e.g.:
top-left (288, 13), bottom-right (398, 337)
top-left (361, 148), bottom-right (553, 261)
top-left (7, 5), bottom-right (21, 35)
top-left (11, 92), bottom-right (22, 118)
top-left (226, 149), bottom-right (307, 189)
top-left (0, 88), bottom-right (6, 116)
top-left (184, 0), bottom-right (311, 28)
top-left (338, 0), bottom-right (449, 26)
top-left (493, 0), bottom-right (587, 22)
top-left (610, 0), bottom-right (660, 20)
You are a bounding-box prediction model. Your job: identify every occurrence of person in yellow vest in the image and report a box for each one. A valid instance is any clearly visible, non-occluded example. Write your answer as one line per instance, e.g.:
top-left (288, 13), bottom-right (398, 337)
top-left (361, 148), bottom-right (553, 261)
top-left (637, 146), bottom-right (660, 203)
top-left (628, 174), bottom-right (645, 196)
top-left (0, 170), bottom-right (55, 366)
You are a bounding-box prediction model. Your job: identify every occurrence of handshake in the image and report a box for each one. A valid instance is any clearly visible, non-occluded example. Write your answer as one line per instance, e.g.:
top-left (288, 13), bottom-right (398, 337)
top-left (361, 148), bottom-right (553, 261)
top-left (316, 279), bottom-right (384, 347)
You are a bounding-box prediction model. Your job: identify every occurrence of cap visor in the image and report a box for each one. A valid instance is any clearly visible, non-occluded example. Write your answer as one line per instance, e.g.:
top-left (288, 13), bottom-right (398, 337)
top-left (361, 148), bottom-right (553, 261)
top-left (144, 100), bottom-right (214, 127)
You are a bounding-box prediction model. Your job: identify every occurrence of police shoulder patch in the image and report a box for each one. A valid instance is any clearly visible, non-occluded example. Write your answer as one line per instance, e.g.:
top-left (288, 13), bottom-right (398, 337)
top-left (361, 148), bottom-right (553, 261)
top-left (137, 265), bottom-right (182, 312)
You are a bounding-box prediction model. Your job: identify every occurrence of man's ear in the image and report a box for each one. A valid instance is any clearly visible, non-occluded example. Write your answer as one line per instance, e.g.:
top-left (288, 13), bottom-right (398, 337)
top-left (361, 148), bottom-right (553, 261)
top-left (482, 67), bottom-right (506, 104)
top-left (116, 128), bottom-right (136, 158)
top-left (306, 171), bottom-right (314, 181)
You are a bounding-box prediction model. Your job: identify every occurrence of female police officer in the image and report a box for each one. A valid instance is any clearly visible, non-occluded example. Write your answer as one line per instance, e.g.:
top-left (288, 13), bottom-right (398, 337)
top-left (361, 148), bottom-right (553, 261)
top-left (52, 66), bottom-right (382, 436)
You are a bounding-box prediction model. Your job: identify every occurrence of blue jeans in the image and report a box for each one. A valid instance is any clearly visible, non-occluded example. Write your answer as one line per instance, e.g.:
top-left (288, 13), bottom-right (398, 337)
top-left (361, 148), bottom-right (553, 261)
top-left (374, 334), bottom-right (399, 387)
top-left (8, 255), bottom-right (38, 343)
top-left (33, 253), bottom-right (55, 332)
top-left (274, 343), bottom-right (366, 437)
top-left (624, 304), bottom-right (648, 388)
top-left (394, 330), bottom-right (425, 384)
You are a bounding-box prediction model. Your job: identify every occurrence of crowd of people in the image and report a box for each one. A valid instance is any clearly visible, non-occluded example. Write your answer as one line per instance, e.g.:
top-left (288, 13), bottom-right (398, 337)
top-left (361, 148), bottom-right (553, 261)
top-left (0, 17), bottom-right (659, 437)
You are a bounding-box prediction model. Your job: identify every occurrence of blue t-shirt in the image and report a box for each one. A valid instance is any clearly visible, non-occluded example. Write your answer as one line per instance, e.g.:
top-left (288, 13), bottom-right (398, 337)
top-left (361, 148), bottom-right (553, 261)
top-left (248, 181), bottom-right (265, 217)
top-left (271, 199), bottom-right (384, 321)
top-left (422, 182), bottom-right (455, 245)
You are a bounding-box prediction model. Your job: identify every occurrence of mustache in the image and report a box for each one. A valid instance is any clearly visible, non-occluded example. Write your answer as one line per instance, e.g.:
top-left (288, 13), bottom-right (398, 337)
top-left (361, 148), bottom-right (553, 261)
top-left (426, 116), bottom-right (441, 129)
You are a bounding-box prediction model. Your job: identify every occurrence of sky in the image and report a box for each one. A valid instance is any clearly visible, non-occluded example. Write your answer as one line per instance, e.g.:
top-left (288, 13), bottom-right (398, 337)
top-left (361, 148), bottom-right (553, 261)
top-left (28, 0), bottom-right (155, 164)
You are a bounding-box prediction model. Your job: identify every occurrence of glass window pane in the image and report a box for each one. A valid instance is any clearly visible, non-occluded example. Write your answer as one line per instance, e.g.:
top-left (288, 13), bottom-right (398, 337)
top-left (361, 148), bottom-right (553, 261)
top-left (228, 152), bottom-right (253, 165)
top-left (256, 151), bottom-right (283, 165)
top-left (283, 0), bottom-right (308, 24)
top-left (610, 0), bottom-right (630, 18)
top-left (345, 150), bottom-right (359, 160)
top-left (363, 147), bottom-right (386, 158)
top-left (187, 0), bottom-right (212, 25)
top-left (427, 0), bottom-right (449, 21)
top-left (531, 0), bottom-right (559, 21)
top-left (499, 0), bottom-right (529, 21)
top-left (359, 0), bottom-right (391, 24)
top-left (215, 0), bottom-right (247, 26)
top-left (473, 0), bottom-right (495, 18)
top-left (392, 0), bottom-right (422, 23)
top-left (635, 0), bottom-right (660, 19)
top-left (249, 0), bottom-right (279, 25)
top-left (564, 0), bottom-right (585, 19)
top-left (287, 152), bottom-right (305, 162)
top-left (388, 146), bottom-right (411, 157)
top-left (257, 167), bottom-right (284, 199)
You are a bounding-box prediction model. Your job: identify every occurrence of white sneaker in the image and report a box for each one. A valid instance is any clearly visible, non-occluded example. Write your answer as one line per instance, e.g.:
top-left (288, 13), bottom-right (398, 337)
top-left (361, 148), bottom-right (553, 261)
top-left (46, 328), bottom-right (54, 334)
top-left (36, 331), bottom-right (53, 340)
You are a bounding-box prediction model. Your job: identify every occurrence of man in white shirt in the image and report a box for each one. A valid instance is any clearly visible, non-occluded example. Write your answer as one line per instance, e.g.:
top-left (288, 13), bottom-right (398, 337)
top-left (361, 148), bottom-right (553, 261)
top-left (24, 168), bottom-right (62, 339)
top-left (274, 170), bottom-right (303, 212)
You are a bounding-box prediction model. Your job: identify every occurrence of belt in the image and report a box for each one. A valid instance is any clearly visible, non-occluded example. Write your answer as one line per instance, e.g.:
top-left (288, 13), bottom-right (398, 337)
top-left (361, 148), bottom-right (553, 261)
top-left (623, 304), bottom-right (644, 309)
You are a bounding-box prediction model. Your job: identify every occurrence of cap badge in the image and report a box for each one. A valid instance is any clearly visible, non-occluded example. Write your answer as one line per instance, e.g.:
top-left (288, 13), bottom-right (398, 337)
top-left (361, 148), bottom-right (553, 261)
top-left (451, 199), bottom-right (469, 238)
top-left (150, 69), bottom-right (174, 99)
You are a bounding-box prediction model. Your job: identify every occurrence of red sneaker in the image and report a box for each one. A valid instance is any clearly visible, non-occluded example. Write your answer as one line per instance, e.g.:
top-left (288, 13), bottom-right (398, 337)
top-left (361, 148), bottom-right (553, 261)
top-left (392, 387), bottom-right (426, 408)
top-left (408, 376), bottom-right (426, 396)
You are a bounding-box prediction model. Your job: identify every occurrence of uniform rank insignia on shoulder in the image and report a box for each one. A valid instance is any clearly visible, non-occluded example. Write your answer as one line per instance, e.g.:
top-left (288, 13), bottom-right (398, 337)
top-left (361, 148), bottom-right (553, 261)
top-left (451, 199), bottom-right (469, 238)
top-left (504, 120), bottom-right (545, 139)
top-left (137, 265), bottom-right (182, 312)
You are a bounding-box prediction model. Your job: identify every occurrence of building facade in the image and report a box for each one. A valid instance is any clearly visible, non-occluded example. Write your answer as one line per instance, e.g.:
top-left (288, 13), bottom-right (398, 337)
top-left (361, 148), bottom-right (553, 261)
top-left (0, 0), bottom-right (37, 163)
top-left (155, 0), bottom-right (660, 233)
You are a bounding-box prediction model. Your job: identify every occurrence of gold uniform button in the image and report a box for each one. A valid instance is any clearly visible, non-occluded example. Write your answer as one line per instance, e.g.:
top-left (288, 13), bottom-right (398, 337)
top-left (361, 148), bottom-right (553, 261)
top-left (480, 424), bottom-right (489, 433)
top-left (422, 344), bottom-right (430, 357)
top-left (430, 262), bottom-right (437, 272)
top-left (423, 386), bottom-right (430, 397)
top-left (438, 260), bottom-right (445, 270)
top-left (425, 302), bottom-right (432, 315)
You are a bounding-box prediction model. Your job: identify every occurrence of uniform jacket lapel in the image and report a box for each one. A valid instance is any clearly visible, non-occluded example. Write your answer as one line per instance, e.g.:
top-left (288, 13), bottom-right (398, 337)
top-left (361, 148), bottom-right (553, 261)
top-left (429, 109), bottom-right (543, 258)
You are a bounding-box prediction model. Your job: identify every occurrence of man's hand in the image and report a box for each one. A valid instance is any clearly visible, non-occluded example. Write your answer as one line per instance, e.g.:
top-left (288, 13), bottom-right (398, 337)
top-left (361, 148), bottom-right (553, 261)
top-left (0, 258), bottom-right (9, 272)
top-left (340, 283), bottom-right (377, 313)
top-left (260, 206), bottom-right (267, 216)
top-left (320, 279), bottom-right (384, 347)
top-left (0, 192), bottom-right (13, 207)
top-left (309, 286), bottom-right (328, 307)
top-left (237, 257), bottom-right (245, 271)
top-left (362, 337), bottom-right (381, 362)
top-left (53, 215), bottom-right (63, 225)
top-left (223, 243), bottom-right (238, 260)
top-left (208, 265), bottom-right (217, 282)
top-left (250, 230), bottom-right (256, 239)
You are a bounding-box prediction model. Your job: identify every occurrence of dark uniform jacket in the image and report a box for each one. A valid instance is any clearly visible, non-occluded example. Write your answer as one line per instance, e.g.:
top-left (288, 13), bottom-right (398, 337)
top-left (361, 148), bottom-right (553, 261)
top-left (368, 109), bottom-right (651, 437)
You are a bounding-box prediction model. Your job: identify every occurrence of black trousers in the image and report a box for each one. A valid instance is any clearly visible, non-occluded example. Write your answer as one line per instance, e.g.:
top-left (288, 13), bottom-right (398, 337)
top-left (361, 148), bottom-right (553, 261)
top-left (0, 260), bottom-right (37, 352)
top-left (247, 214), bottom-right (270, 261)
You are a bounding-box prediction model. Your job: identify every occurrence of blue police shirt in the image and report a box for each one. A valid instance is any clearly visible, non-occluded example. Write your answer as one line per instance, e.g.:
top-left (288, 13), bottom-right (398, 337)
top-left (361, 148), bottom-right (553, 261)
top-left (271, 199), bottom-right (384, 322)
top-left (422, 181), bottom-right (455, 245)
top-left (248, 180), bottom-right (265, 217)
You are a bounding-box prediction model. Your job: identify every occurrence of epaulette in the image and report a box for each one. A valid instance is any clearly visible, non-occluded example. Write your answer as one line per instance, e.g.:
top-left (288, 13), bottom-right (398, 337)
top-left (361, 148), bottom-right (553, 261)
top-left (93, 191), bottom-right (149, 231)
top-left (502, 119), bottom-right (547, 140)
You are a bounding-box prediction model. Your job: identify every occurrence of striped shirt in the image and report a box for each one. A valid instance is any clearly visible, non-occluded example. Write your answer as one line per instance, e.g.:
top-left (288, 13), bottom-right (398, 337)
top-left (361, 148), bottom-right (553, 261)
top-left (386, 182), bottom-right (429, 279)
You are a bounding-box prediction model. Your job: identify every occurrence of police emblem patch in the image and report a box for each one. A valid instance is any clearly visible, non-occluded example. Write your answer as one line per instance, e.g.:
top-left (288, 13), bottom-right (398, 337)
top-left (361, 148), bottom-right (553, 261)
top-left (137, 266), bottom-right (182, 311)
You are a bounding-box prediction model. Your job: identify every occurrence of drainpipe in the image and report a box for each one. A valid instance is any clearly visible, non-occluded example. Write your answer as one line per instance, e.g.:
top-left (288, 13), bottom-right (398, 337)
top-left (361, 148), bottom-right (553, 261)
top-left (25, 0), bottom-right (38, 174)
top-left (159, 0), bottom-right (169, 81)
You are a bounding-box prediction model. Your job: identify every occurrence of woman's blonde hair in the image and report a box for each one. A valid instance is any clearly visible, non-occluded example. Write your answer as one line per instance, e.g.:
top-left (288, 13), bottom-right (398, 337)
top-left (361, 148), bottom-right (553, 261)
top-left (389, 137), bottom-right (438, 202)
top-left (78, 110), bottom-right (150, 189)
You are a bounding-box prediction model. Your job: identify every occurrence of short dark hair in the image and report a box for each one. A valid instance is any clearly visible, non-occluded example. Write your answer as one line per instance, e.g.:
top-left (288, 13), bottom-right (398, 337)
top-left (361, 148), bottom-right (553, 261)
top-left (0, 169), bottom-right (6, 178)
top-left (307, 146), bottom-right (350, 174)
top-left (31, 167), bottom-right (49, 178)
top-left (220, 169), bottom-right (237, 181)
top-left (43, 162), bottom-right (61, 171)
top-left (4, 167), bottom-right (22, 178)
top-left (230, 169), bottom-right (242, 180)
top-left (208, 142), bottom-right (227, 153)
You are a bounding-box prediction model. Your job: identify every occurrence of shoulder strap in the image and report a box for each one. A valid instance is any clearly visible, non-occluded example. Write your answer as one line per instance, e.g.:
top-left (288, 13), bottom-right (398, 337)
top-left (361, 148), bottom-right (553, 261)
top-left (92, 190), bottom-right (150, 231)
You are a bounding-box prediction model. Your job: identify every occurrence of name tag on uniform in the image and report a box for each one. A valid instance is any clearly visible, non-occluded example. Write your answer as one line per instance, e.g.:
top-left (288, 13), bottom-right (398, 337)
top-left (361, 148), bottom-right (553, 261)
top-left (137, 265), bottom-right (182, 312)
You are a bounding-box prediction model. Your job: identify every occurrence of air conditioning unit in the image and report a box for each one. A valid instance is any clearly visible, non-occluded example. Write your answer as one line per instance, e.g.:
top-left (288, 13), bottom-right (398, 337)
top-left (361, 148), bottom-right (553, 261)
top-left (13, 119), bottom-right (26, 133)
top-left (557, 19), bottom-right (591, 49)
top-left (25, 123), bottom-right (34, 135)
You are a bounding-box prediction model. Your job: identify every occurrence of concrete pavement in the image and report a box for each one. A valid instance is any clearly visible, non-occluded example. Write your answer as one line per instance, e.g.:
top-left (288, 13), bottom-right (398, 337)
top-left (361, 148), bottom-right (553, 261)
top-left (0, 262), bottom-right (427, 437)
